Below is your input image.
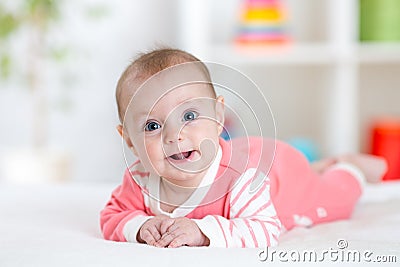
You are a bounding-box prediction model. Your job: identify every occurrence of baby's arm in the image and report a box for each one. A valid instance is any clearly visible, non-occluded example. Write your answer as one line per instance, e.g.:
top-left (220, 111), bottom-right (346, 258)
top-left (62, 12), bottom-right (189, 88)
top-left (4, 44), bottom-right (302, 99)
top-left (194, 169), bottom-right (281, 248)
top-left (100, 169), bottom-right (151, 242)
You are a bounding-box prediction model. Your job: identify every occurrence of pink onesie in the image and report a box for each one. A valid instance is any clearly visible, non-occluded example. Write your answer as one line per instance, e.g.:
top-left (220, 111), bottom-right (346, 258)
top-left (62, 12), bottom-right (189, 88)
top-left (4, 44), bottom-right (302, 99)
top-left (100, 137), bottom-right (362, 247)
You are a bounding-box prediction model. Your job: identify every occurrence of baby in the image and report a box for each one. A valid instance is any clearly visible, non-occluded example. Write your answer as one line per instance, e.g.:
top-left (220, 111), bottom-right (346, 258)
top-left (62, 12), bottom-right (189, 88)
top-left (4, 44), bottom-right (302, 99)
top-left (100, 48), bottom-right (387, 248)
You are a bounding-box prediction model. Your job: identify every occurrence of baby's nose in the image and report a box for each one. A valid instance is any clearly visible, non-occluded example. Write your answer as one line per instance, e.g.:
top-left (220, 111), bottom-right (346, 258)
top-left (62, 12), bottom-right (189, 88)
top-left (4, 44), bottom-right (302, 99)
top-left (163, 123), bottom-right (185, 144)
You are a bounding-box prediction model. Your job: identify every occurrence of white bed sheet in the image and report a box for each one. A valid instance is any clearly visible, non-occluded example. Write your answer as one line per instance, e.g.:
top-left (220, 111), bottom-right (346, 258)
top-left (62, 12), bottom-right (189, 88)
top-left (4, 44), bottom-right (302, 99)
top-left (0, 181), bottom-right (399, 267)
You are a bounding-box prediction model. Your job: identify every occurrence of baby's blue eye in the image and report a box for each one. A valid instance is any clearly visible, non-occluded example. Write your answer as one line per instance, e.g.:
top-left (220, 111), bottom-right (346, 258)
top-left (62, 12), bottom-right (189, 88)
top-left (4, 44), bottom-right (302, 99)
top-left (145, 121), bottom-right (161, 131)
top-left (183, 111), bottom-right (198, 122)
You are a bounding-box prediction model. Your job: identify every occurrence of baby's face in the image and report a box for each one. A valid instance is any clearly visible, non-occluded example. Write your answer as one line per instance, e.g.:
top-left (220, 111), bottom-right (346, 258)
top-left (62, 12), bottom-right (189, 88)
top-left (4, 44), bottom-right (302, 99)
top-left (123, 75), bottom-right (224, 186)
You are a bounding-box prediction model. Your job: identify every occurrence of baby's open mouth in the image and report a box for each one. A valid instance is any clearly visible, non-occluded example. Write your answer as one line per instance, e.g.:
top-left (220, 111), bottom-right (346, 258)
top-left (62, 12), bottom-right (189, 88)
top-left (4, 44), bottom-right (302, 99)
top-left (169, 150), bottom-right (194, 161)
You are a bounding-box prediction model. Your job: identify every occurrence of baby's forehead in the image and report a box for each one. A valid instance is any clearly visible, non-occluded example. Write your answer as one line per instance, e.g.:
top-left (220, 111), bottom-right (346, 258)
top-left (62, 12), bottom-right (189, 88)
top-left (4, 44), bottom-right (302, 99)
top-left (127, 65), bottom-right (213, 100)
top-left (129, 82), bottom-right (214, 112)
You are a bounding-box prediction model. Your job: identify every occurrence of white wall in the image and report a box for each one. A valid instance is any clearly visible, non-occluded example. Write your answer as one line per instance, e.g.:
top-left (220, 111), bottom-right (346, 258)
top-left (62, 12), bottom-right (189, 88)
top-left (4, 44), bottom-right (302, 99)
top-left (0, 0), bottom-right (179, 183)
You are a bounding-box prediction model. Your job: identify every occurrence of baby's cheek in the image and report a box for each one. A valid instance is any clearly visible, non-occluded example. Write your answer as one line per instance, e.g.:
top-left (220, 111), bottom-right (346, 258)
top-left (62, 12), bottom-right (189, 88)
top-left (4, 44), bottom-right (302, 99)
top-left (196, 125), bottom-right (220, 144)
top-left (143, 147), bottom-right (156, 161)
top-left (145, 146), bottom-right (165, 167)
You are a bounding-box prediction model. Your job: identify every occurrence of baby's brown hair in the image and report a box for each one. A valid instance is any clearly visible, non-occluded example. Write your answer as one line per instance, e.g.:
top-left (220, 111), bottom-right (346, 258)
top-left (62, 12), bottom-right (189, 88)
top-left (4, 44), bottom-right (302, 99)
top-left (115, 48), bottom-right (214, 123)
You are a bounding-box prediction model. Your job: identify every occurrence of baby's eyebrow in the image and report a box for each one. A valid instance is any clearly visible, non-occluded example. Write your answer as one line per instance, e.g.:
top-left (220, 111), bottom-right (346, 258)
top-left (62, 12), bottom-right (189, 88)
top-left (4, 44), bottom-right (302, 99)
top-left (135, 112), bottom-right (153, 122)
top-left (124, 112), bottom-right (151, 126)
top-left (131, 97), bottom-right (212, 120)
top-left (136, 111), bottom-right (150, 117)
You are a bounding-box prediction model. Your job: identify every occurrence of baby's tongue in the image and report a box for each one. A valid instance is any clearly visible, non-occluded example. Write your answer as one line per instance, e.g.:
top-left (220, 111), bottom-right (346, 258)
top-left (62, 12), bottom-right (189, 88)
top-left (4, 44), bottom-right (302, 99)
top-left (171, 151), bottom-right (190, 160)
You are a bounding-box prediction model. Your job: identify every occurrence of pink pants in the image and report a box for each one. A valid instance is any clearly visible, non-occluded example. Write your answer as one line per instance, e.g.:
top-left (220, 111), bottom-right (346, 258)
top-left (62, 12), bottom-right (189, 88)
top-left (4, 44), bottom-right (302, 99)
top-left (268, 148), bottom-right (362, 231)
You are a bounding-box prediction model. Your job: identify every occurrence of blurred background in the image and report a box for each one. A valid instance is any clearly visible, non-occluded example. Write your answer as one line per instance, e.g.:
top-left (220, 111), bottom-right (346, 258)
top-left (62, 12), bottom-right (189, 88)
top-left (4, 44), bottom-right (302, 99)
top-left (0, 0), bottom-right (399, 184)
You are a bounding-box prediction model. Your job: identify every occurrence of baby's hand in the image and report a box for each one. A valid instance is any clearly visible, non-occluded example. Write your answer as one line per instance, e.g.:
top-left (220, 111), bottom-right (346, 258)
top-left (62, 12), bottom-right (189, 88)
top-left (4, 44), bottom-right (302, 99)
top-left (155, 217), bottom-right (210, 248)
top-left (137, 215), bottom-right (174, 246)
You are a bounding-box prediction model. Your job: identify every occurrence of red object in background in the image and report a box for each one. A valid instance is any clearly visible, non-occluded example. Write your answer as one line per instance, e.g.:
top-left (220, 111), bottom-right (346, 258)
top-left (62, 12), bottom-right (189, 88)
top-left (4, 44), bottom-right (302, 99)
top-left (371, 119), bottom-right (400, 181)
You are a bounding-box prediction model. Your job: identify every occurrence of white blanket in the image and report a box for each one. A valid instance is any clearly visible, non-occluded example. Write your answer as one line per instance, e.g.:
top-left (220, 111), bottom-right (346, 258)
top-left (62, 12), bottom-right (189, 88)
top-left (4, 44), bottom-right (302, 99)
top-left (1, 182), bottom-right (399, 267)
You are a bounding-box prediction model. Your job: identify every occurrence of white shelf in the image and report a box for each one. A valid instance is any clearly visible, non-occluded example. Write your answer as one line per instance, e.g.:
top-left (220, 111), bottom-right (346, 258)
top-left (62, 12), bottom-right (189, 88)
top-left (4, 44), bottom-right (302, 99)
top-left (205, 43), bottom-right (337, 65)
top-left (358, 43), bottom-right (400, 64)
top-left (204, 43), bottom-right (400, 66)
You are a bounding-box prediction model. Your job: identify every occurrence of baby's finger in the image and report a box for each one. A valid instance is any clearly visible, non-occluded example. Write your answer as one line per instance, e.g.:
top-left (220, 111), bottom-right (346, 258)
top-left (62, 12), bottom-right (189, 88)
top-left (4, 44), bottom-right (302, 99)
top-left (168, 235), bottom-right (188, 248)
top-left (140, 229), bottom-right (157, 246)
top-left (155, 230), bottom-right (179, 248)
top-left (160, 218), bottom-right (175, 235)
top-left (148, 225), bottom-right (162, 241)
top-left (165, 223), bottom-right (178, 233)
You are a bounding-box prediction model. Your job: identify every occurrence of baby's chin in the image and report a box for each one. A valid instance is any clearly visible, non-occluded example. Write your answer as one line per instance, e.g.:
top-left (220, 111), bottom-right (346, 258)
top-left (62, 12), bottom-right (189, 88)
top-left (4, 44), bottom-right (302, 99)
top-left (157, 166), bottom-right (208, 185)
top-left (160, 168), bottom-right (204, 180)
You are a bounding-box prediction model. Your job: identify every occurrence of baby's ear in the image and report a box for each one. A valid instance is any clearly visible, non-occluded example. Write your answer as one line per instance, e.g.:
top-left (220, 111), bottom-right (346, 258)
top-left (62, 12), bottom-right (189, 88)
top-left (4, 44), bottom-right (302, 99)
top-left (116, 125), bottom-right (138, 156)
top-left (215, 96), bottom-right (225, 135)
